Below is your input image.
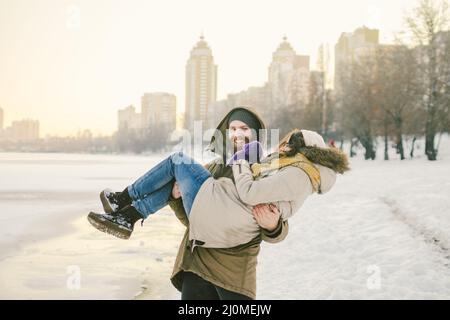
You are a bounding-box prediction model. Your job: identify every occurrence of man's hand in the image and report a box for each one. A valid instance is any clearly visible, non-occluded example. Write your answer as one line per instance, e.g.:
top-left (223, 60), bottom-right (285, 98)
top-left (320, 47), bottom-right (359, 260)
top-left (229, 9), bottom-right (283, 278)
top-left (252, 204), bottom-right (281, 232)
top-left (172, 182), bottom-right (181, 199)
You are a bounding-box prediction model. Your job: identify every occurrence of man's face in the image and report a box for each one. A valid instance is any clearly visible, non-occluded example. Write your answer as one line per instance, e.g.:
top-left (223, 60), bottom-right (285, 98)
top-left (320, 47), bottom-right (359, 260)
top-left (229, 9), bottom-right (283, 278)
top-left (228, 120), bottom-right (253, 152)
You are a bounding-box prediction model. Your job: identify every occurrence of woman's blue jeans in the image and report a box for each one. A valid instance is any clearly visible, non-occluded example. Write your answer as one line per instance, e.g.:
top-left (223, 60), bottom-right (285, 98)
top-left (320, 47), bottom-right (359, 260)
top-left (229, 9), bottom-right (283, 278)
top-left (127, 152), bottom-right (211, 219)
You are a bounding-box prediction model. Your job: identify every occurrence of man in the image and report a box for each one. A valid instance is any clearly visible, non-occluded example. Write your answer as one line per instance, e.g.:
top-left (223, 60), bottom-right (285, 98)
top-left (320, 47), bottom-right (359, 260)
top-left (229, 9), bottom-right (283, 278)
top-left (91, 106), bottom-right (289, 299)
top-left (169, 106), bottom-right (289, 300)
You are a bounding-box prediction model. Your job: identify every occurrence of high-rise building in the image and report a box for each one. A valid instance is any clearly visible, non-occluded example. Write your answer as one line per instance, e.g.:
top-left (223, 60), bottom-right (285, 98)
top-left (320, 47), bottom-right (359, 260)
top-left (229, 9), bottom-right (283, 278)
top-left (141, 92), bottom-right (176, 131)
top-left (208, 37), bottom-right (313, 126)
top-left (3, 119), bottom-right (39, 141)
top-left (268, 36), bottom-right (310, 108)
top-left (117, 105), bottom-right (141, 131)
top-left (316, 43), bottom-right (334, 89)
top-left (207, 85), bottom-right (271, 128)
top-left (185, 35), bottom-right (217, 130)
top-left (334, 26), bottom-right (379, 93)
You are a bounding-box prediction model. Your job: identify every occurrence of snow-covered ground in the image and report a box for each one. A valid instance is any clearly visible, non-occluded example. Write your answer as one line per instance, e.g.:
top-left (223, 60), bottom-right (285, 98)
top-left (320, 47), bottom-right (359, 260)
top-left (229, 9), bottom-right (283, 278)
top-left (1, 135), bottom-right (450, 299)
top-left (258, 135), bottom-right (450, 299)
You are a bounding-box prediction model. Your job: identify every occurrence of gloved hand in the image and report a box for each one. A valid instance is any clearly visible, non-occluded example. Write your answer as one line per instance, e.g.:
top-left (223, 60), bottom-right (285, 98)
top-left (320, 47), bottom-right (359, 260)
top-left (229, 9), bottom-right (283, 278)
top-left (228, 141), bottom-right (264, 165)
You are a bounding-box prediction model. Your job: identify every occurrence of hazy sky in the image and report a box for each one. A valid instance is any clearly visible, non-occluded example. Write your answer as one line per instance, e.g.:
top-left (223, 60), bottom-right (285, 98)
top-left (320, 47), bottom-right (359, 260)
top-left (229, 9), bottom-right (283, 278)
top-left (0, 0), bottom-right (416, 136)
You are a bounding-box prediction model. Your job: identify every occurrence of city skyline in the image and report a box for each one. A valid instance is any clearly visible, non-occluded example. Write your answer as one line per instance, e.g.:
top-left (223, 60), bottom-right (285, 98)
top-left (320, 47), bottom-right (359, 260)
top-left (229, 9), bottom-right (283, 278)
top-left (1, 0), bottom-right (416, 136)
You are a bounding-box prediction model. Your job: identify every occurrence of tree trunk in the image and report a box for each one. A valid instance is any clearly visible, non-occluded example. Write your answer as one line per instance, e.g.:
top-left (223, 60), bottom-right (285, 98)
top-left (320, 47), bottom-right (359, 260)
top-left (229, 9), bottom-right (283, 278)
top-left (360, 135), bottom-right (376, 160)
top-left (384, 125), bottom-right (389, 161)
top-left (397, 133), bottom-right (405, 160)
top-left (394, 117), bottom-right (405, 160)
top-left (425, 117), bottom-right (437, 161)
top-left (410, 136), bottom-right (416, 158)
top-left (350, 139), bottom-right (356, 157)
top-left (425, 43), bottom-right (438, 161)
top-left (425, 132), bottom-right (437, 160)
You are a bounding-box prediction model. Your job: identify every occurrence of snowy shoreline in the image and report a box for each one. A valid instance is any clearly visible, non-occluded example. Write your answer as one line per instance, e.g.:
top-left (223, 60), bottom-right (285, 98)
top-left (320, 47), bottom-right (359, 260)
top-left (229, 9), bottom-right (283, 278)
top-left (0, 200), bottom-right (184, 299)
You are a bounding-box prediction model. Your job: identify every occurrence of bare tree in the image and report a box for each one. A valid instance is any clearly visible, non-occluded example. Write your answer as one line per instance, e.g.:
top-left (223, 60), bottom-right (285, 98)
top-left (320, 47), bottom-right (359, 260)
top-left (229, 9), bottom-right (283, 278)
top-left (271, 104), bottom-right (305, 138)
top-left (304, 72), bottom-right (325, 134)
top-left (375, 45), bottom-right (420, 160)
top-left (380, 111), bottom-right (393, 160)
top-left (406, 0), bottom-right (450, 160)
top-left (435, 30), bottom-right (450, 155)
top-left (340, 51), bottom-right (380, 160)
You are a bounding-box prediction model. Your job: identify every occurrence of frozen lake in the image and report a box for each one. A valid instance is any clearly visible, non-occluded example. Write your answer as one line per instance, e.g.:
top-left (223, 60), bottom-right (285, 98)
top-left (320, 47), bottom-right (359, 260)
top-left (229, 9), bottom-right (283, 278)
top-left (0, 152), bottom-right (174, 253)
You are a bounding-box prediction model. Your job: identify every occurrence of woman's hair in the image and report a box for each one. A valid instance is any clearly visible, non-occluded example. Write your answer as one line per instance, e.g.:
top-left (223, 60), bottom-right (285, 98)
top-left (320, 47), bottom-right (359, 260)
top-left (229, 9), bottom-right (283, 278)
top-left (277, 128), bottom-right (351, 173)
top-left (278, 129), bottom-right (306, 157)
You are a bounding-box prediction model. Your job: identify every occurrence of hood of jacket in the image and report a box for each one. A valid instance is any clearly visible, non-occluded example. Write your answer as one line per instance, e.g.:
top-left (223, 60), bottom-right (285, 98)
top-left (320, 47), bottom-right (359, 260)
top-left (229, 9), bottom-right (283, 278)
top-left (299, 146), bottom-right (350, 174)
top-left (206, 107), bottom-right (266, 162)
top-left (302, 146), bottom-right (349, 193)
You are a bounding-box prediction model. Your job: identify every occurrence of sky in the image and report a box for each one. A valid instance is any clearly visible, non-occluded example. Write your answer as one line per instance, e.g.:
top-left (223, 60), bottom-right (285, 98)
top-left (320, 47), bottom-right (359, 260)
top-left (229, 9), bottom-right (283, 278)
top-left (0, 0), bottom-right (417, 136)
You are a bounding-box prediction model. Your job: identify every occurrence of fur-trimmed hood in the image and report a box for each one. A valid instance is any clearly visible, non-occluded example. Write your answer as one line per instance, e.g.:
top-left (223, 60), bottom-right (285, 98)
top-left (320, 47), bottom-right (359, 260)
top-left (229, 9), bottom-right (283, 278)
top-left (299, 146), bottom-right (350, 174)
top-left (262, 146), bottom-right (350, 174)
top-left (261, 145), bottom-right (349, 194)
top-left (296, 146), bottom-right (349, 194)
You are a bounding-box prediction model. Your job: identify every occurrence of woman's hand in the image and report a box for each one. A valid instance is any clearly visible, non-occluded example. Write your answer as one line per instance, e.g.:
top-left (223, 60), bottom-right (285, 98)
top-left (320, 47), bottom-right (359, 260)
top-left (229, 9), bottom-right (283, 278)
top-left (227, 141), bottom-right (263, 165)
top-left (252, 204), bottom-right (281, 232)
top-left (171, 182), bottom-right (181, 199)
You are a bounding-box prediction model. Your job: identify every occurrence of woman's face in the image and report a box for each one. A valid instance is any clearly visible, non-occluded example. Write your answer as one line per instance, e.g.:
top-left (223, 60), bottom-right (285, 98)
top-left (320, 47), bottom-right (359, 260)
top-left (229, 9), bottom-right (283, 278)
top-left (279, 130), bottom-right (304, 155)
top-left (278, 133), bottom-right (293, 154)
top-left (279, 142), bottom-right (292, 154)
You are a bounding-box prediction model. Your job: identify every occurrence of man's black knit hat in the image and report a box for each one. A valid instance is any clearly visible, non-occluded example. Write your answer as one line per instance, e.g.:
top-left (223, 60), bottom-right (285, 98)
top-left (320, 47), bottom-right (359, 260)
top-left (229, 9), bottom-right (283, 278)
top-left (227, 109), bottom-right (261, 131)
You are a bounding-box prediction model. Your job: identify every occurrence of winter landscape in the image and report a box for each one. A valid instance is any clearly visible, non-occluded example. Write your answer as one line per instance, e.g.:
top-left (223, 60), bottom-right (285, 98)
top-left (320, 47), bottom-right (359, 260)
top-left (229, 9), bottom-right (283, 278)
top-left (2, 0), bottom-right (450, 303)
top-left (1, 135), bottom-right (449, 300)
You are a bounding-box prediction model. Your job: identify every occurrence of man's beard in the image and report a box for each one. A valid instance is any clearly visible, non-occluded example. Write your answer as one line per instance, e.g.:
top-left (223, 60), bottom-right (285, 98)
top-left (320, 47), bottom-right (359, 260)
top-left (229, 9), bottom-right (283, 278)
top-left (232, 137), bottom-right (250, 153)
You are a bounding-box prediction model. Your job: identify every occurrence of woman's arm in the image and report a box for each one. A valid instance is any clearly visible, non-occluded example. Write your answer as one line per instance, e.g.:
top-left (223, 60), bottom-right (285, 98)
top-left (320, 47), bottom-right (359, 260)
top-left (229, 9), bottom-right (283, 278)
top-left (274, 201), bottom-right (293, 219)
top-left (232, 160), bottom-right (312, 206)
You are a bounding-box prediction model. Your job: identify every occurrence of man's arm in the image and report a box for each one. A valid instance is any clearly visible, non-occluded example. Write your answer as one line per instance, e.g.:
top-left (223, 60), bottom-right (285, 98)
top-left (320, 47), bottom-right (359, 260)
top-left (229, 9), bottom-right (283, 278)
top-left (261, 218), bottom-right (289, 243)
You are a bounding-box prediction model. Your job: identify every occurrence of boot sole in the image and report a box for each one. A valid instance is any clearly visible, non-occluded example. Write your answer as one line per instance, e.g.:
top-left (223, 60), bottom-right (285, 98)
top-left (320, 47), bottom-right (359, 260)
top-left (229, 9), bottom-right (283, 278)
top-left (87, 212), bottom-right (131, 240)
top-left (100, 189), bottom-right (116, 214)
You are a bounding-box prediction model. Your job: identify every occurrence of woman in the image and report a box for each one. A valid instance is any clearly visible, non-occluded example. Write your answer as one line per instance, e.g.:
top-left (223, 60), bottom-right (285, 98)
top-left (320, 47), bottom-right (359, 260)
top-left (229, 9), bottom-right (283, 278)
top-left (88, 129), bottom-right (349, 250)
